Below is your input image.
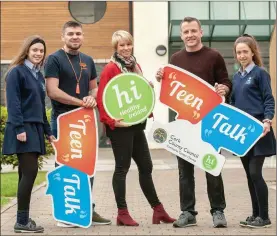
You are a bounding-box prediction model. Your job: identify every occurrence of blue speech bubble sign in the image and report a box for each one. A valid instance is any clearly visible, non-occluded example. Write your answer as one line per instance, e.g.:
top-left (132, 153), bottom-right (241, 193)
top-left (46, 165), bottom-right (92, 228)
top-left (201, 103), bottom-right (263, 156)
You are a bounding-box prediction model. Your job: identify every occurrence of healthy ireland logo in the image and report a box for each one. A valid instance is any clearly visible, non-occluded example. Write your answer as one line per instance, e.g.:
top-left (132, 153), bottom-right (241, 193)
top-left (103, 73), bottom-right (155, 125)
top-left (202, 154), bottom-right (217, 170)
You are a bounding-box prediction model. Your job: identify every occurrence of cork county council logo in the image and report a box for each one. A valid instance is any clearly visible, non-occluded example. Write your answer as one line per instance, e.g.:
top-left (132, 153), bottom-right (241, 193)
top-left (153, 128), bottom-right (167, 143)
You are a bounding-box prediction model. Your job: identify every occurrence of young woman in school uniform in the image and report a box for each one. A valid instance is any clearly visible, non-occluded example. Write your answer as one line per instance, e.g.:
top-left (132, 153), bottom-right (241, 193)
top-left (231, 34), bottom-right (276, 229)
top-left (2, 35), bottom-right (55, 233)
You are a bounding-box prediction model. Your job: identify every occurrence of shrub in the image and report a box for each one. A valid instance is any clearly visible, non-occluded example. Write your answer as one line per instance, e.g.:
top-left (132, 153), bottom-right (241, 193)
top-left (0, 106), bottom-right (54, 170)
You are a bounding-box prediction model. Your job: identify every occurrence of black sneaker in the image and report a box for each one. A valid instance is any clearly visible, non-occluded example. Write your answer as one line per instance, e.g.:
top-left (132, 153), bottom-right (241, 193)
top-left (14, 218), bottom-right (44, 233)
top-left (212, 211), bottom-right (227, 228)
top-left (239, 215), bottom-right (256, 227)
top-left (247, 217), bottom-right (272, 228)
top-left (92, 211), bottom-right (112, 225)
top-left (173, 211), bottom-right (197, 228)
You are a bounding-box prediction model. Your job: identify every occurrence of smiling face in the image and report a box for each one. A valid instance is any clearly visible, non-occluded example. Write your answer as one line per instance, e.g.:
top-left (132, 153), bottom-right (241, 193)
top-left (116, 39), bottom-right (133, 59)
top-left (62, 26), bottom-right (84, 51)
top-left (180, 21), bottom-right (203, 52)
top-left (27, 43), bottom-right (45, 65)
top-left (235, 42), bottom-right (254, 69)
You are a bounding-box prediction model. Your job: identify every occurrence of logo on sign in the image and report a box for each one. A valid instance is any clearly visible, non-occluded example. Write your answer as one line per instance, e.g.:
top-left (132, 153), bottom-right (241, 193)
top-left (153, 128), bottom-right (167, 143)
top-left (103, 73), bottom-right (155, 125)
top-left (202, 154), bottom-right (217, 170)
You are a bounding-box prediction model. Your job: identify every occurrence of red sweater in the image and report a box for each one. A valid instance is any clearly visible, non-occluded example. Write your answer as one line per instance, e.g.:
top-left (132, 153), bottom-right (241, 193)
top-left (97, 62), bottom-right (149, 130)
top-left (97, 62), bottom-right (120, 130)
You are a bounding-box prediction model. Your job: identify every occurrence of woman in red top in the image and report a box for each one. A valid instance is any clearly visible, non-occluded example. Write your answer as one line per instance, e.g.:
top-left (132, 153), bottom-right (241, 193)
top-left (97, 30), bottom-right (175, 226)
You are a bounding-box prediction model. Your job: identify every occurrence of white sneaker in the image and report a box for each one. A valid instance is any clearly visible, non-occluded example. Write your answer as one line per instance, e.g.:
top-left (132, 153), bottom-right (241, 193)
top-left (56, 221), bottom-right (78, 228)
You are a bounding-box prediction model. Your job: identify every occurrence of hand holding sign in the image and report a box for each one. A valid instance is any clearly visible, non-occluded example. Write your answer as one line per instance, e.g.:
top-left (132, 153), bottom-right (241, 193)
top-left (114, 118), bottom-right (130, 128)
top-left (46, 166), bottom-right (92, 228)
top-left (52, 108), bottom-right (98, 177)
top-left (160, 65), bottom-right (224, 124)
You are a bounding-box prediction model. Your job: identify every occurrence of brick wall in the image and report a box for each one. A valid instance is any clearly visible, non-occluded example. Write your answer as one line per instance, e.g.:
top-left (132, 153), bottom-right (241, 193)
top-left (1, 2), bottom-right (130, 60)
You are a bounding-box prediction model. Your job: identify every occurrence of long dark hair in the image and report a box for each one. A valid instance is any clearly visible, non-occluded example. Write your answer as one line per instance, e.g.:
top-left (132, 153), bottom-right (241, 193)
top-left (5, 35), bottom-right (46, 79)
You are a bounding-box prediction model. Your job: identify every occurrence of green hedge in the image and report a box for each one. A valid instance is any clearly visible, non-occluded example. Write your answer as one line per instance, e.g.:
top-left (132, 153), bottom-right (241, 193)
top-left (0, 106), bottom-right (54, 170)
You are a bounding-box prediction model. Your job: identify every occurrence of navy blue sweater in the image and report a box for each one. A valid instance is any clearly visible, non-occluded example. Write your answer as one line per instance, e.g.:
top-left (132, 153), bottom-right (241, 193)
top-left (231, 65), bottom-right (275, 120)
top-left (5, 65), bottom-right (52, 136)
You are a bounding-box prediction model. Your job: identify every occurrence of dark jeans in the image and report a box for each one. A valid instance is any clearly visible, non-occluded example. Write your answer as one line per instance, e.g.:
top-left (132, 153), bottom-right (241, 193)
top-left (108, 129), bottom-right (160, 209)
top-left (177, 156), bottom-right (226, 215)
top-left (240, 153), bottom-right (268, 220)
top-left (51, 115), bottom-right (95, 209)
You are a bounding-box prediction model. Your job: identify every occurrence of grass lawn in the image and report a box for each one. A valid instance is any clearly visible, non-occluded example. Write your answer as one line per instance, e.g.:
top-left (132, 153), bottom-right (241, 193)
top-left (1, 197), bottom-right (10, 206)
top-left (1, 171), bottom-right (47, 207)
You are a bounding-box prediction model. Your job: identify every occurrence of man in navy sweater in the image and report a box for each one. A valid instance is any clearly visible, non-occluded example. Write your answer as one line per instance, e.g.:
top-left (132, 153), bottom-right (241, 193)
top-left (44, 21), bottom-right (111, 227)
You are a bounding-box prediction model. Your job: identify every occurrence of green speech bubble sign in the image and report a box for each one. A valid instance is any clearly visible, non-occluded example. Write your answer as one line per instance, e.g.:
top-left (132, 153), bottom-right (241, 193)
top-left (103, 73), bottom-right (155, 125)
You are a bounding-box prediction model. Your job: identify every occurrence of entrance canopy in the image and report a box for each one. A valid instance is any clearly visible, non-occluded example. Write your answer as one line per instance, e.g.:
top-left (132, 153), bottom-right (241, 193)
top-left (169, 19), bottom-right (275, 42)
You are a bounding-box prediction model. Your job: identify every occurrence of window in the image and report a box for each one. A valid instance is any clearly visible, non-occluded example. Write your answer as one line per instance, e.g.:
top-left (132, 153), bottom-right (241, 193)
top-left (241, 2), bottom-right (269, 20)
top-left (170, 2), bottom-right (209, 20)
top-left (68, 1), bottom-right (107, 24)
top-left (210, 2), bottom-right (239, 20)
top-left (169, 1), bottom-right (275, 42)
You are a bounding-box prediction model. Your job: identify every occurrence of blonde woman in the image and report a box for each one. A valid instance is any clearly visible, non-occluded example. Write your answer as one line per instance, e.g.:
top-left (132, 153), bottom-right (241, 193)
top-left (97, 30), bottom-right (175, 226)
top-left (2, 35), bottom-right (54, 233)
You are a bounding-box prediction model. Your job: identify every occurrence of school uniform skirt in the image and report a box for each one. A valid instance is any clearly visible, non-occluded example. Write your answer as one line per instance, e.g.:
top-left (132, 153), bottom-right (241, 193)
top-left (2, 122), bottom-right (46, 155)
top-left (248, 126), bottom-right (276, 157)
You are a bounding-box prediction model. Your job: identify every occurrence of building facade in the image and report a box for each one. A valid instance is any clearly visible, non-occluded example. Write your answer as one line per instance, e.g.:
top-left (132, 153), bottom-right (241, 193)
top-left (133, 1), bottom-right (276, 148)
top-left (1, 1), bottom-right (276, 148)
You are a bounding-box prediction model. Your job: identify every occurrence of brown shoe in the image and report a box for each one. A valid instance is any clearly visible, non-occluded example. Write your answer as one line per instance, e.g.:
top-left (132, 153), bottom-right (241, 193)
top-left (92, 211), bottom-right (112, 225)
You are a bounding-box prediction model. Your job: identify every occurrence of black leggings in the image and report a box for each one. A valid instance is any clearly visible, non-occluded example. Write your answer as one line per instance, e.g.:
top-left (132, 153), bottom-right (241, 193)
top-left (17, 153), bottom-right (39, 211)
top-left (108, 130), bottom-right (160, 209)
top-left (240, 155), bottom-right (269, 220)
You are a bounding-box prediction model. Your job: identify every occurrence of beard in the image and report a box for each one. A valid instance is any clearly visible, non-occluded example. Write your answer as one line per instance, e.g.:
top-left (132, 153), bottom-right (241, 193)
top-left (64, 42), bottom-right (82, 55)
top-left (66, 42), bottom-right (82, 51)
